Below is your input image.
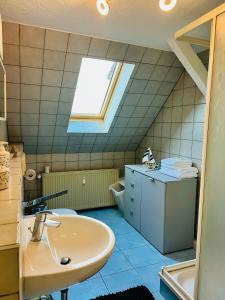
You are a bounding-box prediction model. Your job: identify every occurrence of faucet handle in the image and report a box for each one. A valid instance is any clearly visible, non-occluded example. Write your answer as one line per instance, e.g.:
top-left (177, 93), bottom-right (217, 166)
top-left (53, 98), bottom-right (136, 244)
top-left (36, 210), bottom-right (59, 222)
top-left (36, 210), bottom-right (59, 216)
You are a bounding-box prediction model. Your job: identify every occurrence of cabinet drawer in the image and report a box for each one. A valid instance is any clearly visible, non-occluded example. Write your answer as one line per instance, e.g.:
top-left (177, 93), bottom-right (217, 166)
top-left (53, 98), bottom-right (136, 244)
top-left (124, 206), bottom-right (140, 231)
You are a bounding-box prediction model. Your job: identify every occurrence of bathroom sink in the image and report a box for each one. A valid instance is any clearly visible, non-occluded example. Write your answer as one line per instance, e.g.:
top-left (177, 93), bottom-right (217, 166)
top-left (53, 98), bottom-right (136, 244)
top-left (23, 214), bottom-right (115, 298)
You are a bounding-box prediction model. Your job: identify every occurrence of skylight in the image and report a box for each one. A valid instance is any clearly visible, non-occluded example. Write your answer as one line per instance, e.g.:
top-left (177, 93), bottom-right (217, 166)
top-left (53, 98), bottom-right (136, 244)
top-left (68, 59), bottom-right (135, 134)
top-left (71, 57), bottom-right (121, 119)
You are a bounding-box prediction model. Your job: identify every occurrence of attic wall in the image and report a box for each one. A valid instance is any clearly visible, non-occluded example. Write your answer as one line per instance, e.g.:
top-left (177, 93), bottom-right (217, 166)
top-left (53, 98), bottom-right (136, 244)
top-left (137, 71), bottom-right (206, 173)
top-left (137, 49), bottom-right (209, 172)
top-left (2, 21), bottom-right (183, 154)
top-left (25, 151), bottom-right (135, 200)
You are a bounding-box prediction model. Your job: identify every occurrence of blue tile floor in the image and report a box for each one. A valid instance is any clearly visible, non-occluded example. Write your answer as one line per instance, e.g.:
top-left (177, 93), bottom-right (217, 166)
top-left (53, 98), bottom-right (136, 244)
top-left (52, 208), bottom-right (195, 300)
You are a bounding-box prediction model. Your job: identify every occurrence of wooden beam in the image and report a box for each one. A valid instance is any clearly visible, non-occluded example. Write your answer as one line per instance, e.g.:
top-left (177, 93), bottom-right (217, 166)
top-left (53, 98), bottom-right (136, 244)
top-left (175, 3), bottom-right (225, 39)
top-left (178, 36), bottom-right (210, 48)
top-left (168, 37), bottom-right (208, 96)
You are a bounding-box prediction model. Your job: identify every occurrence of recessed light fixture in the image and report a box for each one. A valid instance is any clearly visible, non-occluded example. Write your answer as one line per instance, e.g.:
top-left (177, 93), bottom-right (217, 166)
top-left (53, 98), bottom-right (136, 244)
top-left (159, 0), bottom-right (177, 11)
top-left (96, 0), bottom-right (110, 16)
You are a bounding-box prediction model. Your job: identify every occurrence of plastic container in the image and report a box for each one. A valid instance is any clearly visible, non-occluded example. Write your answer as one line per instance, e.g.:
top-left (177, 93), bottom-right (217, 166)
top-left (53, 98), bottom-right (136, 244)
top-left (109, 180), bottom-right (125, 214)
top-left (0, 141), bottom-right (10, 168)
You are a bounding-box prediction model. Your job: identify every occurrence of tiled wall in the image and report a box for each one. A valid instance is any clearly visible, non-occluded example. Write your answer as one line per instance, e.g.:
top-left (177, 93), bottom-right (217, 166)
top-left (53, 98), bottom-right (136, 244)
top-left (2, 21), bottom-right (183, 154)
top-left (0, 120), bottom-right (7, 141)
top-left (25, 151), bottom-right (135, 200)
top-left (137, 71), bottom-right (206, 173)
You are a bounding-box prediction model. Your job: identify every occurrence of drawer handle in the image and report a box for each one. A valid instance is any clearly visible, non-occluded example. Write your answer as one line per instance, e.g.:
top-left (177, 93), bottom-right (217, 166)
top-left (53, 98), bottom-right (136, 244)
top-left (131, 183), bottom-right (134, 188)
top-left (130, 197), bottom-right (134, 202)
top-left (130, 211), bottom-right (133, 217)
top-left (149, 178), bottom-right (155, 183)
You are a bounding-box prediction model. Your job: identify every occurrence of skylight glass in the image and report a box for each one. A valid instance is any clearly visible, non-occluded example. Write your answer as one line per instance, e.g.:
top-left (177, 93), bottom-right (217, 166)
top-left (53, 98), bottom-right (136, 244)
top-left (71, 57), bottom-right (118, 117)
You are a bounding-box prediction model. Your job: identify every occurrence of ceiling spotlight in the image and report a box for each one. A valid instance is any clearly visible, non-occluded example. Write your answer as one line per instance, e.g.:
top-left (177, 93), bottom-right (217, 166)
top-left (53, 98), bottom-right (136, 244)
top-left (96, 0), bottom-right (110, 16)
top-left (159, 0), bottom-right (176, 11)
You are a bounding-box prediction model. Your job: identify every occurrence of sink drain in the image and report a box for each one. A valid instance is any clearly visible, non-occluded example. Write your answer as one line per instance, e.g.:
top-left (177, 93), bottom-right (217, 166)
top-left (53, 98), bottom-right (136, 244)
top-left (60, 257), bottom-right (71, 265)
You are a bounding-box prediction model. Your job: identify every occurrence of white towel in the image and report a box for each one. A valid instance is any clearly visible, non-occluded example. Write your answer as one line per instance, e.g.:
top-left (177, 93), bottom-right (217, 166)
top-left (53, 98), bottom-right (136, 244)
top-left (159, 167), bottom-right (198, 179)
top-left (161, 157), bottom-right (192, 169)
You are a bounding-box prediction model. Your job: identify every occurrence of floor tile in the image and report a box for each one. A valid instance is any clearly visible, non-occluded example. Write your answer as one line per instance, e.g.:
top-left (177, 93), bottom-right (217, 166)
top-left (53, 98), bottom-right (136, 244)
top-left (100, 251), bottom-right (132, 276)
top-left (153, 281), bottom-right (179, 300)
top-left (163, 254), bottom-right (195, 265)
top-left (102, 269), bottom-right (144, 293)
top-left (116, 230), bottom-right (148, 250)
top-left (108, 219), bottom-right (136, 237)
top-left (135, 262), bottom-right (166, 292)
top-left (80, 208), bottom-right (123, 225)
top-left (52, 278), bottom-right (109, 300)
top-left (122, 244), bottom-right (164, 268)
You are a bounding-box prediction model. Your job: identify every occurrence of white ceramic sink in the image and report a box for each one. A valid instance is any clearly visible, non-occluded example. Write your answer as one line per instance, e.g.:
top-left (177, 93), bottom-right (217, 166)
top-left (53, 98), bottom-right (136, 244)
top-left (23, 214), bottom-right (115, 298)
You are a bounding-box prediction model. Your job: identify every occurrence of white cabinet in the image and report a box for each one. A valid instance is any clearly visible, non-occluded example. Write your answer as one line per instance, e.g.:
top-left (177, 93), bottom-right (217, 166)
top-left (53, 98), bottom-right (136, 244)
top-left (124, 165), bottom-right (197, 254)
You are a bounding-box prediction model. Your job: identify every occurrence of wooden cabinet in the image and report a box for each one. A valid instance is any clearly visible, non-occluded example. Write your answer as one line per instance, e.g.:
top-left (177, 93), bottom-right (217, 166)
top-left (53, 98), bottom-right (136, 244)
top-left (124, 165), bottom-right (197, 254)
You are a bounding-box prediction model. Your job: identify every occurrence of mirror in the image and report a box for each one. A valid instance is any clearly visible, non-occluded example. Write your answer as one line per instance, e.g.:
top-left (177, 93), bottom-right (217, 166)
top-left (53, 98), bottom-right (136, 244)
top-left (0, 56), bottom-right (6, 120)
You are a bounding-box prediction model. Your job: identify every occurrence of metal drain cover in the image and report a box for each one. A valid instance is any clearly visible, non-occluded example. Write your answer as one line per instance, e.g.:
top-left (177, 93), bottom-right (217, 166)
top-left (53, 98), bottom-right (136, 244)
top-left (60, 257), bottom-right (71, 265)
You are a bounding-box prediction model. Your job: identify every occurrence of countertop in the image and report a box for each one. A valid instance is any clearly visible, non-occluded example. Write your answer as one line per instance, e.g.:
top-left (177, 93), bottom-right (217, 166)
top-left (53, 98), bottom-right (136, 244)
top-left (0, 154), bottom-right (23, 250)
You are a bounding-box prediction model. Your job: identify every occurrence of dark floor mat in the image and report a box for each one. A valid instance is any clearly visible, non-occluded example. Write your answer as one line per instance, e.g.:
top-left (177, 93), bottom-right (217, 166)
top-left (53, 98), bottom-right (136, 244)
top-left (92, 285), bottom-right (155, 300)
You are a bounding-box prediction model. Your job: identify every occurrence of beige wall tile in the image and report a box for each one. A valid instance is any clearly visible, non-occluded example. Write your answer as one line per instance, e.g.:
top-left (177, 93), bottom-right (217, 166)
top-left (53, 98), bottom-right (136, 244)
top-left (79, 160), bottom-right (90, 170)
top-left (65, 161), bottom-right (78, 171)
top-left (180, 140), bottom-right (192, 157)
top-left (37, 154), bottom-right (51, 163)
top-left (2, 22), bottom-right (19, 45)
top-left (194, 104), bottom-right (205, 123)
top-left (21, 67), bottom-right (42, 85)
top-left (172, 106), bottom-right (182, 122)
top-left (51, 161), bottom-right (65, 172)
top-left (43, 50), bottom-right (66, 70)
top-left (182, 105), bottom-right (194, 123)
top-left (64, 53), bottom-right (83, 72)
top-left (88, 38), bottom-right (110, 57)
top-left (51, 154), bottom-right (65, 162)
top-left (3, 44), bottom-right (19, 65)
top-left (42, 69), bottom-right (63, 87)
top-left (21, 84), bottom-right (41, 100)
top-left (192, 141), bottom-right (203, 160)
top-left (45, 30), bottom-right (69, 52)
top-left (103, 152), bottom-right (114, 159)
top-left (20, 25), bottom-right (45, 48)
top-left (68, 34), bottom-right (91, 54)
top-left (20, 46), bottom-right (43, 68)
top-left (79, 153), bottom-right (91, 161)
top-left (91, 160), bottom-right (103, 169)
top-left (5, 65), bottom-right (20, 83)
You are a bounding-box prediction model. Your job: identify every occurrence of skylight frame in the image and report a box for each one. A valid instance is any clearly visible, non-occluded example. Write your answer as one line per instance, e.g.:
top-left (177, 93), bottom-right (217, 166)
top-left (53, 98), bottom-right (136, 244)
top-left (70, 59), bottom-right (123, 121)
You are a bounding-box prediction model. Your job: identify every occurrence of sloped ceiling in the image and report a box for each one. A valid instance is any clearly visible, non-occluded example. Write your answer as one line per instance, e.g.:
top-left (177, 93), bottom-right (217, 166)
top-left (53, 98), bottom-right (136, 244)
top-left (3, 22), bottom-right (184, 154)
top-left (0, 0), bottom-right (224, 50)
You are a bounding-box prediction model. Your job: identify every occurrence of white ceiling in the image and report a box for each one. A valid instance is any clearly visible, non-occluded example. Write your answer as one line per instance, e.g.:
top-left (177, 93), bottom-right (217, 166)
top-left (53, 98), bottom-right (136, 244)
top-left (0, 0), bottom-right (224, 50)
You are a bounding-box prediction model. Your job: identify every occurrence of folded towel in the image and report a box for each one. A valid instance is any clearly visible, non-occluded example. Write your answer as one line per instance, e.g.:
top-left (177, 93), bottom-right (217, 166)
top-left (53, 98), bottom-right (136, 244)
top-left (161, 157), bottom-right (192, 168)
top-left (159, 167), bottom-right (198, 179)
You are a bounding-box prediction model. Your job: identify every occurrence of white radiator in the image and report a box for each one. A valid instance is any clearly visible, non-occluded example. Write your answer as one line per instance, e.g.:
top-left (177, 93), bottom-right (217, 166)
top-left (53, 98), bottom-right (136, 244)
top-left (42, 169), bottom-right (119, 210)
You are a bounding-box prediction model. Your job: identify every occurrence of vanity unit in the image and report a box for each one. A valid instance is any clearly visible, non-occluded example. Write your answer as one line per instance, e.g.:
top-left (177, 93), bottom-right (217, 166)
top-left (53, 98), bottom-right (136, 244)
top-left (124, 165), bottom-right (197, 254)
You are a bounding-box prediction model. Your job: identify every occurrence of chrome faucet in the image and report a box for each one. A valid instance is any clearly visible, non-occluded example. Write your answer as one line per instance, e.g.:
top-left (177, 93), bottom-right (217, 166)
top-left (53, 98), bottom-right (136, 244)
top-left (29, 210), bottom-right (61, 242)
